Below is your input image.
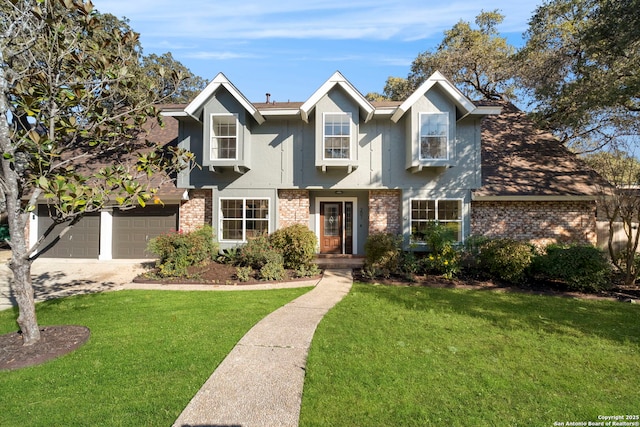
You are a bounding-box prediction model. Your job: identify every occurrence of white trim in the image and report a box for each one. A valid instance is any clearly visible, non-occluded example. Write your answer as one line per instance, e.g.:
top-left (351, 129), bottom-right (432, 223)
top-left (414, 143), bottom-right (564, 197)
top-left (322, 112), bottom-right (352, 161)
top-left (185, 72), bottom-right (265, 124)
top-left (314, 196), bottom-right (358, 255)
top-left (210, 113), bottom-right (239, 161)
top-left (471, 194), bottom-right (598, 202)
top-left (218, 197), bottom-right (271, 243)
top-left (300, 71), bottom-right (374, 123)
top-left (419, 112), bottom-right (450, 161)
top-left (409, 198), bottom-right (464, 244)
top-left (391, 71), bottom-right (475, 123)
top-left (98, 209), bottom-right (113, 260)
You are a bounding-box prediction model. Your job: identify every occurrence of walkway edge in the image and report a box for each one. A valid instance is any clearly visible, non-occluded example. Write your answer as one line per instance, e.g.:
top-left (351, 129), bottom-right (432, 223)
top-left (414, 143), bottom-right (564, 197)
top-left (172, 269), bottom-right (353, 427)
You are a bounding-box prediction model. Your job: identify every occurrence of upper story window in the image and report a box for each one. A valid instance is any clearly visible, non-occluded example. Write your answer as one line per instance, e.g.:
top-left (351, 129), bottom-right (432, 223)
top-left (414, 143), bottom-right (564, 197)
top-left (419, 113), bottom-right (449, 160)
top-left (210, 114), bottom-right (238, 160)
top-left (323, 112), bottom-right (351, 160)
top-left (410, 199), bottom-right (462, 244)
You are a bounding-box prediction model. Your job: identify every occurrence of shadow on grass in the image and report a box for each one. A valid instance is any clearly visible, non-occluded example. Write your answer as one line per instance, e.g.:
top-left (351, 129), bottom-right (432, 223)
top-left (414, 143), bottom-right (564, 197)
top-left (357, 283), bottom-right (640, 345)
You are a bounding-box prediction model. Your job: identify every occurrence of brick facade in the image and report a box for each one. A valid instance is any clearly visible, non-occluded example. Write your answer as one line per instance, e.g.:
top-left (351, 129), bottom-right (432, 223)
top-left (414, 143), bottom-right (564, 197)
top-left (278, 189), bottom-right (310, 228)
top-left (471, 200), bottom-right (597, 247)
top-left (179, 189), bottom-right (212, 233)
top-left (368, 190), bottom-right (402, 235)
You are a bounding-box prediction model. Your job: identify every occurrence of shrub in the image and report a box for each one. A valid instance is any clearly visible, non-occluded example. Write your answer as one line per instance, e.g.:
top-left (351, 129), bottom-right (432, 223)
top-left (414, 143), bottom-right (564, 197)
top-left (259, 251), bottom-right (286, 281)
top-left (477, 238), bottom-right (535, 284)
top-left (237, 235), bottom-right (281, 269)
top-left (419, 222), bottom-right (461, 279)
top-left (147, 226), bottom-right (218, 277)
top-left (533, 244), bottom-right (611, 292)
top-left (295, 263), bottom-right (321, 278)
top-left (422, 245), bottom-right (461, 279)
top-left (269, 224), bottom-right (317, 269)
top-left (364, 233), bottom-right (402, 276)
top-left (217, 247), bottom-right (240, 265)
top-left (398, 250), bottom-right (421, 280)
top-left (460, 235), bottom-right (490, 277)
top-left (235, 266), bottom-right (253, 282)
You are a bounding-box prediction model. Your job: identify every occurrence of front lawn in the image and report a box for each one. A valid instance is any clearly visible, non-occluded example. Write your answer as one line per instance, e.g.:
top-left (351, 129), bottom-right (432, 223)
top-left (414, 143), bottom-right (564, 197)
top-left (300, 283), bottom-right (640, 426)
top-left (0, 288), bottom-right (309, 426)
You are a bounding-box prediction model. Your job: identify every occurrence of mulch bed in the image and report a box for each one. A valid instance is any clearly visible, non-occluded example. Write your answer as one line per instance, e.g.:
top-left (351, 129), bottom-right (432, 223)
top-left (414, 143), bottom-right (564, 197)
top-left (0, 325), bottom-right (90, 371)
top-left (133, 261), bottom-right (322, 286)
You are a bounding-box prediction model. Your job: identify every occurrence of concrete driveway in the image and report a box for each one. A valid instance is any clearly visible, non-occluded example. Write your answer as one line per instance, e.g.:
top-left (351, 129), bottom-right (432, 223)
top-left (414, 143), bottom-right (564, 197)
top-left (0, 249), bottom-right (149, 312)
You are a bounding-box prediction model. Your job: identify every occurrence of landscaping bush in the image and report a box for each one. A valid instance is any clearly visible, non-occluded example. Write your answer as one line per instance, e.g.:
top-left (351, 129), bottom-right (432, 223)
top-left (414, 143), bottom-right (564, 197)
top-left (419, 221), bottom-right (461, 279)
top-left (237, 235), bottom-right (281, 269)
top-left (217, 247), bottom-right (240, 265)
top-left (295, 263), bottom-right (321, 278)
top-left (259, 251), bottom-right (286, 281)
top-left (533, 244), bottom-right (612, 292)
top-left (364, 233), bottom-right (402, 277)
top-left (269, 224), bottom-right (317, 269)
top-left (147, 226), bottom-right (218, 277)
top-left (477, 238), bottom-right (535, 284)
top-left (235, 266), bottom-right (253, 282)
top-left (460, 234), bottom-right (490, 277)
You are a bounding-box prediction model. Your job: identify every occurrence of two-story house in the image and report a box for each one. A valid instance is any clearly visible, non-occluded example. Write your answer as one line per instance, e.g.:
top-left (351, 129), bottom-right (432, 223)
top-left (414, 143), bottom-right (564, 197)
top-left (31, 71), bottom-right (602, 259)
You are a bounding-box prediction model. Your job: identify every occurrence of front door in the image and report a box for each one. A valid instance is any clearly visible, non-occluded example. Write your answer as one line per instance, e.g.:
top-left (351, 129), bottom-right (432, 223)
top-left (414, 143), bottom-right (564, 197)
top-left (320, 202), bottom-right (342, 254)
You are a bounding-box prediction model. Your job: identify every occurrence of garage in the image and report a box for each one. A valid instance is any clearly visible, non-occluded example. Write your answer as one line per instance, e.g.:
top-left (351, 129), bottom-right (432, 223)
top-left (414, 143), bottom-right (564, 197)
top-left (38, 206), bottom-right (100, 258)
top-left (112, 205), bottom-right (178, 259)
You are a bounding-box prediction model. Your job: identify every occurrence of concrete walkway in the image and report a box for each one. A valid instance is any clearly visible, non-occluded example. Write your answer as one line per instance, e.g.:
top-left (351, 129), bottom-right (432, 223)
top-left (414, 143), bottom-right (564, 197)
top-left (172, 269), bottom-right (353, 427)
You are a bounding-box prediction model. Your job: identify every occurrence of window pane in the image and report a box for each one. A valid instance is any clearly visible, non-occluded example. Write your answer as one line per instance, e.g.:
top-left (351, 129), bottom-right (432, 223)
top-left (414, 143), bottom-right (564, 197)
top-left (221, 198), bottom-right (269, 241)
top-left (411, 199), bottom-right (462, 243)
top-left (324, 204), bottom-right (340, 236)
top-left (420, 114), bottom-right (448, 160)
top-left (438, 200), bottom-right (461, 220)
top-left (211, 115), bottom-right (237, 159)
top-left (222, 220), bottom-right (242, 240)
top-left (324, 113), bottom-right (351, 159)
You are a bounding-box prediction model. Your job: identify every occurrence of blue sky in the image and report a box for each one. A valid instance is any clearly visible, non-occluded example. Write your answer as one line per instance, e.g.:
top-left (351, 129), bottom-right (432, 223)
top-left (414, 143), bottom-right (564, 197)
top-left (94, 0), bottom-right (543, 103)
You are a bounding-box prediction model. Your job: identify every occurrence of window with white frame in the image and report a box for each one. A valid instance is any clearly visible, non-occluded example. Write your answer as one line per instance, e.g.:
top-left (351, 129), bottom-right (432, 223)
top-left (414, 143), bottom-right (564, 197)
top-left (220, 198), bottom-right (269, 241)
top-left (210, 114), bottom-right (238, 160)
top-left (410, 199), bottom-right (462, 243)
top-left (419, 113), bottom-right (449, 160)
top-left (323, 112), bottom-right (351, 159)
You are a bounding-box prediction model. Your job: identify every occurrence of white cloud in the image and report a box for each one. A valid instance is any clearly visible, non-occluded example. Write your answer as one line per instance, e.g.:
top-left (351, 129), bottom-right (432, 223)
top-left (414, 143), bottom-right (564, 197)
top-left (95, 0), bottom-right (540, 42)
top-left (184, 51), bottom-right (262, 60)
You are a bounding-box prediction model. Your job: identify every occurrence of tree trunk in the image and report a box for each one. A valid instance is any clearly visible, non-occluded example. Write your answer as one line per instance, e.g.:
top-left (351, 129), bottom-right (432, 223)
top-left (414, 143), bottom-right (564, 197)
top-left (0, 50), bottom-right (41, 345)
top-left (11, 255), bottom-right (40, 345)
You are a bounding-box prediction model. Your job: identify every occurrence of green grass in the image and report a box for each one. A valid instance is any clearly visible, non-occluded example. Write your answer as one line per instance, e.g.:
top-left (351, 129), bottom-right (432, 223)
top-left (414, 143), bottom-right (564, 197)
top-left (0, 288), bottom-right (309, 426)
top-left (300, 283), bottom-right (640, 427)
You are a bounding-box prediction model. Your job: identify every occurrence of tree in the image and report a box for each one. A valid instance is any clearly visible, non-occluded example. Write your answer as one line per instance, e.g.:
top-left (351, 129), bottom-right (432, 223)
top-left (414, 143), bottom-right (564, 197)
top-left (142, 52), bottom-right (208, 103)
top-left (0, 0), bottom-right (194, 345)
top-left (584, 144), bottom-right (640, 286)
top-left (383, 11), bottom-right (519, 101)
top-left (519, 0), bottom-right (640, 150)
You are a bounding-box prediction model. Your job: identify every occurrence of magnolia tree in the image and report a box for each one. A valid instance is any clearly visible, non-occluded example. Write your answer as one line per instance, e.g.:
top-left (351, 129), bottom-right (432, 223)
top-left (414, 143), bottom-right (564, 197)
top-left (0, 0), bottom-right (195, 345)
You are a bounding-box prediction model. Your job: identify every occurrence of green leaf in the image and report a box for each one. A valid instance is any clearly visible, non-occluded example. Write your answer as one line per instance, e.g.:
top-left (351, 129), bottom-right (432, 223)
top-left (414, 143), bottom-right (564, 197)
top-left (137, 196), bottom-right (146, 208)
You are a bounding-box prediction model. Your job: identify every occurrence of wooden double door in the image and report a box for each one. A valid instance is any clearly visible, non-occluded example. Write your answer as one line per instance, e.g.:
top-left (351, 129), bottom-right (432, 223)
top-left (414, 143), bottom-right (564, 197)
top-left (319, 201), bottom-right (353, 254)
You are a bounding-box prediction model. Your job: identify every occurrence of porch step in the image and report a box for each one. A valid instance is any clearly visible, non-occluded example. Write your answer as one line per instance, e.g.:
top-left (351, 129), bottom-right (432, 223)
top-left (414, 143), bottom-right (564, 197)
top-left (314, 254), bottom-right (365, 270)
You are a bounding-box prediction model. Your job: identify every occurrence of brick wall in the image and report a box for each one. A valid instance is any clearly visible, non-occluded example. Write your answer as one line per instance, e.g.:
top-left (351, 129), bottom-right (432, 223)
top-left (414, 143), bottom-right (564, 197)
top-left (179, 189), bottom-right (212, 232)
top-left (471, 200), bottom-right (597, 247)
top-left (368, 190), bottom-right (402, 235)
top-left (278, 190), bottom-right (310, 228)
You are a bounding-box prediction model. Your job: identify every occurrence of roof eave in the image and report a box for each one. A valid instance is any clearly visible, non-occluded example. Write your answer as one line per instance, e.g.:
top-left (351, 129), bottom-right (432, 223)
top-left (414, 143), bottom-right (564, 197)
top-left (471, 194), bottom-right (598, 202)
top-left (184, 72), bottom-right (265, 124)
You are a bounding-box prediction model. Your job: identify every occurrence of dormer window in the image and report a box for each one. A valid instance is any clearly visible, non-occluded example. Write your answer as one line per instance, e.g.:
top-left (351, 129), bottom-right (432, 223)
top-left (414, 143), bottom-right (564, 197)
top-left (420, 113), bottom-right (449, 160)
top-left (210, 114), bottom-right (238, 160)
top-left (323, 112), bottom-right (351, 160)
